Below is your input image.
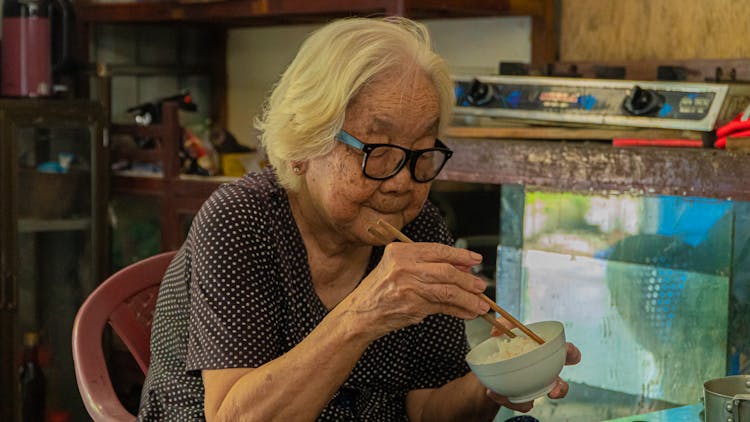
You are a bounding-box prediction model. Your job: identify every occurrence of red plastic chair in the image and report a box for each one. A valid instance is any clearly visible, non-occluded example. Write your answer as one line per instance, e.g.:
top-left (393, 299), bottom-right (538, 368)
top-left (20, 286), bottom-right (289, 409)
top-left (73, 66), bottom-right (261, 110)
top-left (72, 251), bottom-right (176, 422)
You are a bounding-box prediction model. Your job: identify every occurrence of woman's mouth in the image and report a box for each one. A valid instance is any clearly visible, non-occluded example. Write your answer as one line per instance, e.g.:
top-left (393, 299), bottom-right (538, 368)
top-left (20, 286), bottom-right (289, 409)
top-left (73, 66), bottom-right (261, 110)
top-left (371, 201), bottom-right (410, 214)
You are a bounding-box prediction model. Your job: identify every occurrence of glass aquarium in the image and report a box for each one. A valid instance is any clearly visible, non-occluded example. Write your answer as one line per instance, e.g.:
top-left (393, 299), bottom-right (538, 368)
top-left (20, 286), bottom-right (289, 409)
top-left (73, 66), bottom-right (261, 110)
top-left (493, 186), bottom-right (747, 421)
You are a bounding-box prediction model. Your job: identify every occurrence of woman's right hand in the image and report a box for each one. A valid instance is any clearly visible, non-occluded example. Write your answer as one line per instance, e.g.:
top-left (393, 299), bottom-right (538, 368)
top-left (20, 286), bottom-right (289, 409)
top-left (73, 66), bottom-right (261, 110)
top-left (342, 242), bottom-right (491, 337)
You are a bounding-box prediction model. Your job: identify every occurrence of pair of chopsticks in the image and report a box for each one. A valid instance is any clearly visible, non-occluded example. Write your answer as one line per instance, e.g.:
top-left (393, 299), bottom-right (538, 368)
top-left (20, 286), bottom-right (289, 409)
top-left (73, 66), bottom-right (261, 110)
top-left (368, 219), bottom-right (545, 345)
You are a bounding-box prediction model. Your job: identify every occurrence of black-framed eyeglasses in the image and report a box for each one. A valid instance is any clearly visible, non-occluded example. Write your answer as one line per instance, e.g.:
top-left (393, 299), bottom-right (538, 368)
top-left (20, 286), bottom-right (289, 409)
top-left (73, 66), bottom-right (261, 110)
top-left (336, 129), bottom-right (453, 183)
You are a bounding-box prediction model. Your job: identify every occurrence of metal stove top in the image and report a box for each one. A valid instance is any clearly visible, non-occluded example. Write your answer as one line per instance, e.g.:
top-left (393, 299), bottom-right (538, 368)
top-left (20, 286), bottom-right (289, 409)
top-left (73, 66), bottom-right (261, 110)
top-left (453, 75), bottom-right (750, 131)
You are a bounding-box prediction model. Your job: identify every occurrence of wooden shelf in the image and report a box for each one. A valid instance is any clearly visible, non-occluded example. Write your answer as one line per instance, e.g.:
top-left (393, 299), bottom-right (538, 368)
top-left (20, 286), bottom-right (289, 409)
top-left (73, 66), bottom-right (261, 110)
top-left (18, 218), bottom-right (92, 233)
top-left (439, 137), bottom-right (750, 201)
top-left (112, 174), bottom-right (168, 195)
top-left (445, 125), bottom-right (705, 141)
top-left (112, 173), bottom-right (232, 194)
top-left (110, 124), bottom-right (173, 139)
top-left (76, 0), bottom-right (556, 65)
top-left (76, 0), bottom-right (512, 24)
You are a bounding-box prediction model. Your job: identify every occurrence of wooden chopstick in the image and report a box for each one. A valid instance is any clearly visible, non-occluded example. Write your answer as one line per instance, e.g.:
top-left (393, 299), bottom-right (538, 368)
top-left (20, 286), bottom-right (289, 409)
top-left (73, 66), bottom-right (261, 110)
top-left (478, 312), bottom-right (517, 338)
top-left (483, 301), bottom-right (544, 344)
top-left (374, 219), bottom-right (546, 345)
top-left (367, 226), bottom-right (516, 337)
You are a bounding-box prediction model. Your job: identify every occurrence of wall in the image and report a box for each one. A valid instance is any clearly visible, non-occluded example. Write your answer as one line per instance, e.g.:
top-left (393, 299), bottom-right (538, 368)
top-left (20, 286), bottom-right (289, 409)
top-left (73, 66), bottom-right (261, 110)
top-left (226, 17), bottom-right (532, 148)
top-left (560, 0), bottom-right (750, 61)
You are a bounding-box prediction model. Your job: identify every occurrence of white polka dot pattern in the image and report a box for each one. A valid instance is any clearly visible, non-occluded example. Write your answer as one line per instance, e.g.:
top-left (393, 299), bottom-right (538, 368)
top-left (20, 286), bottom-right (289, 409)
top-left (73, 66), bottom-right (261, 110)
top-left (136, 168), bottom-right (470, 421)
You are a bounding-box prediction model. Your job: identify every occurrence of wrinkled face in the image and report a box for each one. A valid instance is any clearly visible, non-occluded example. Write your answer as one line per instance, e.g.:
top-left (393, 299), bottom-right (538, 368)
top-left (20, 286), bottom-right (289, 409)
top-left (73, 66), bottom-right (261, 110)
top-left (300, 67), bottom-right (441, 245)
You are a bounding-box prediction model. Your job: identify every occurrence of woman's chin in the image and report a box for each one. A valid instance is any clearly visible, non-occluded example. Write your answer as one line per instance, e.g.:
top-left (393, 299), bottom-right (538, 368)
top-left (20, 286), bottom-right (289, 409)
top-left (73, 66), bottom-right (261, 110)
top-left (369, 212), bottom-right (404, 228)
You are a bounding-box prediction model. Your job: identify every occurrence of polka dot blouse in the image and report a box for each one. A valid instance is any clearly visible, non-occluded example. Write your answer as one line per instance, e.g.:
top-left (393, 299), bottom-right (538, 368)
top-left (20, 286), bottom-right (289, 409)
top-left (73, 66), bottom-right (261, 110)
top-left (137, 168), bottom-right (471, 421)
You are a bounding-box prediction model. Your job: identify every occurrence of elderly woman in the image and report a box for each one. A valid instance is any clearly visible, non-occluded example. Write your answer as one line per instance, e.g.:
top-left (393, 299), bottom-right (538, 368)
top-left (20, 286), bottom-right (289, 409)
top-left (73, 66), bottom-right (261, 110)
top-left (137, 16), bottom-right (580, 421)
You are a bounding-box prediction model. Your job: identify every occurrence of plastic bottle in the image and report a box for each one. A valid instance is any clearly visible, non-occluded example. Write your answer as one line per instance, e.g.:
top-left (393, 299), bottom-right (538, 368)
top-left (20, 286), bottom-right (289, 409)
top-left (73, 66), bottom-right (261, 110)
top-left (19, 331), bottom-right (46, 422)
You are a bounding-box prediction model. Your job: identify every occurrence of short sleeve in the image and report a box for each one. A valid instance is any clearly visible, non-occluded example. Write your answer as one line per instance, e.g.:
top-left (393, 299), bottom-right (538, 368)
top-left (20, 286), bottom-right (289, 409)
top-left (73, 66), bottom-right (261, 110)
top-left (185, 184), bottom-right (283, 371)
top-left (403, 201), bottom-right (472, 390)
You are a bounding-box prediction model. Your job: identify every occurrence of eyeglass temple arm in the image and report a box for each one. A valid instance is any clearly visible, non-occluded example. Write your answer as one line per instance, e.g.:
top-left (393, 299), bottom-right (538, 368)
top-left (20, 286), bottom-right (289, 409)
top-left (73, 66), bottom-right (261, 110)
top-left (336, 130), bottom-right (365, 149)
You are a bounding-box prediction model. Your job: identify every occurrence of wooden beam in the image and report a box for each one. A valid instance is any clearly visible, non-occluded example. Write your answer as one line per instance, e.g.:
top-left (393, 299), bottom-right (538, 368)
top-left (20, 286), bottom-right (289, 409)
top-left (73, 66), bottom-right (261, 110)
top-left (76, 0), bottom-right (519, 24)
top-left (440, 137), bottom-right (750, 201)
top-left (445, 126), bottom-right (704, 140)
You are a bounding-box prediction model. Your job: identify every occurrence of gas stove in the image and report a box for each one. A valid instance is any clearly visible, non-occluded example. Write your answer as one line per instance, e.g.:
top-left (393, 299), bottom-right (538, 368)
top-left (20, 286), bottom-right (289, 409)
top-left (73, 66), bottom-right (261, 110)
top-left (453, 75), bottom-right (750, 132)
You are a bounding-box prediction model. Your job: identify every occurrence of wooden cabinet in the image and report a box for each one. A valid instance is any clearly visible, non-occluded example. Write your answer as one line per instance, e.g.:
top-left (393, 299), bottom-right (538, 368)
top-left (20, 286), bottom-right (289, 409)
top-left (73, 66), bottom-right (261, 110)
top-left (0, 100), bottom-right (107, 422)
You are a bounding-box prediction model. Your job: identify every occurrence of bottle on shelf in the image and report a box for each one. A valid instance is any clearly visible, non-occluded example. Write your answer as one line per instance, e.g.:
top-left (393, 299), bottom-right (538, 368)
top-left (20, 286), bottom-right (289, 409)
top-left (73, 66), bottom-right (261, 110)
top-left (19, 331), bottom-right (46, 422)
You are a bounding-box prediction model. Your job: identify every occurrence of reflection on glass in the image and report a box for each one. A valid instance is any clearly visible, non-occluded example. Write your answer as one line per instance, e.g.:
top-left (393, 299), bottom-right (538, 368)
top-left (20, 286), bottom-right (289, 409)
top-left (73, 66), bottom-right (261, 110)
top-left (15, 125), bottom-right (96, 421)
top-left (110, 194), bottom-right (161, 271)
top-left (497, 190), bottom-right (737, 421)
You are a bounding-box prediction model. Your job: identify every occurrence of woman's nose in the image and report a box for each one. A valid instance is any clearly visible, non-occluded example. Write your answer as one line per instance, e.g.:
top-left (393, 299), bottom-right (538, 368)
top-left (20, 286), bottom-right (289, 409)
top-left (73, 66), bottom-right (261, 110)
top-left (381, 161), bottom-right (414, 191)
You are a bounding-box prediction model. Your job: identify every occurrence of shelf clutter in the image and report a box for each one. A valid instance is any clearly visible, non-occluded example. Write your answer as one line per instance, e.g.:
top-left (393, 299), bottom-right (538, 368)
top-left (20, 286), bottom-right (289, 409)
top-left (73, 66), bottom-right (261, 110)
top-left (109, 100), bottom-right (245, 250)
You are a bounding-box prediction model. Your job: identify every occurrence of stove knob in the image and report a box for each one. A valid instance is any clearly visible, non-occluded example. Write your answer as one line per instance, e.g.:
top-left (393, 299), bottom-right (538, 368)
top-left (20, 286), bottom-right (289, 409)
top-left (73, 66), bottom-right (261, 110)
top-left (466, 79), bottom-right (495, 106)
top-left (623, 85), bottom-right (665, 116)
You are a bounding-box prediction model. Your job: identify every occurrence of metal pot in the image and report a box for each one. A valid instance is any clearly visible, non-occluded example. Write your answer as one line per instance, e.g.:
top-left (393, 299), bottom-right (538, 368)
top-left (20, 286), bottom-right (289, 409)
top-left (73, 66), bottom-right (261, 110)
top-left (704, 375), bottom-right (750, 422)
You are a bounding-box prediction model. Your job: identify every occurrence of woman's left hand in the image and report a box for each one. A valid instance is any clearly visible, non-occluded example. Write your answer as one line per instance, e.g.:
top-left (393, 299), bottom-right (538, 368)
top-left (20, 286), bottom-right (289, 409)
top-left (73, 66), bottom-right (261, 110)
top-left (484, 330), bottom-right (582, 412)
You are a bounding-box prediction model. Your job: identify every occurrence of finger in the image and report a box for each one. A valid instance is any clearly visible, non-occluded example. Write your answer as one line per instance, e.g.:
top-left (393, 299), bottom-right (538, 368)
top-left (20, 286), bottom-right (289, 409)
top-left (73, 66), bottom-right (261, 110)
top-left (382, 244), bottom-right (486, 293)
top-left (429, 302), bottom-right (490, 320)
top-left (408, 242), bottom-right (483, 267)
top-left (548, 378), bottom-right (570, 399)
top-left (453, 264), bottom-right (475, 273)
top-left (486, 390), bottom-right (533, 412)
top-left (490, 317), bottom-right (515, 336)
top-left (407, 261), bottom-right (486, 294)
top-left (440, 263), bottom-right (487, 293)
top-left (565, 342), bottom-right (582, 365)
top-left (416, 284), bottom-right (490, 316)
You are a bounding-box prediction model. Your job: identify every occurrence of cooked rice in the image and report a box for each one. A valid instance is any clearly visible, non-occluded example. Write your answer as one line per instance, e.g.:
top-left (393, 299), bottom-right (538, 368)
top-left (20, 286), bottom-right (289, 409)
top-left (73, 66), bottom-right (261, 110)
top-left (477, 335), bottom-right (540, 363)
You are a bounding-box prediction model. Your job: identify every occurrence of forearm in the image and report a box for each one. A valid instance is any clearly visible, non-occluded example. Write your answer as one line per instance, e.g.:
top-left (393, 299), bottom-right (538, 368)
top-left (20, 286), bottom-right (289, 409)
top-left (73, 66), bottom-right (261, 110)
top-left (416, 373), bottom-right (500, 422)
top-left (214, 307), bottom-right (374, 421)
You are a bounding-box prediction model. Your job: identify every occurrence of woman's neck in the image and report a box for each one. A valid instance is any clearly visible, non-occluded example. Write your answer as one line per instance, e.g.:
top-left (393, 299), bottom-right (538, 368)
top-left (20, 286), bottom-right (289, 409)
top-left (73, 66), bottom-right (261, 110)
top-left (287, 189), bottom-right (372, 309)
top-left (287, 189), bottom-right (357, 256)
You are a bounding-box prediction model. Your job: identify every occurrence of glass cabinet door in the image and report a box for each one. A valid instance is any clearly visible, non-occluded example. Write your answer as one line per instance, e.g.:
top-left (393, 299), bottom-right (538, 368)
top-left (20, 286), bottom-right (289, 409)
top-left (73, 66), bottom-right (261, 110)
top-left (0, 100), bottom-right (106, 422)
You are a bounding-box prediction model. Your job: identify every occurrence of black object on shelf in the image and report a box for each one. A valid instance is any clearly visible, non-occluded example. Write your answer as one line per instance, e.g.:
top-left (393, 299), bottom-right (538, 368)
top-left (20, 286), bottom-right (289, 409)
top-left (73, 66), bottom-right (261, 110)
top-left (19, 332), bottom-right (46, 422)
top-left (499, 62), bottom-right (531, 76)
top-left (594, 65), bottom-right (626, 79)
top-left (126, 90), bottom-right (197, 125)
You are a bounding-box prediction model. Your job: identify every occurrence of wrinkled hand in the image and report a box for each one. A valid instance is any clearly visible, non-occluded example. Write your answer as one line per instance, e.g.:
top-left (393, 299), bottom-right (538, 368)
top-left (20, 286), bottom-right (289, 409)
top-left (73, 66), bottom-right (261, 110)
top-left (484, 319), bottom-right (582, 412)
top-left (345, 242), bottom-right (491, 337)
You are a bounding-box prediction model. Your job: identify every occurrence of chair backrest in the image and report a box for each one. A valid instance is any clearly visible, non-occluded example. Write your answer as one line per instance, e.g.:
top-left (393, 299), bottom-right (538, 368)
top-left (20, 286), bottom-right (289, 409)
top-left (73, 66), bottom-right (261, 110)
top-left (72, 251), bottom-right (176, 422)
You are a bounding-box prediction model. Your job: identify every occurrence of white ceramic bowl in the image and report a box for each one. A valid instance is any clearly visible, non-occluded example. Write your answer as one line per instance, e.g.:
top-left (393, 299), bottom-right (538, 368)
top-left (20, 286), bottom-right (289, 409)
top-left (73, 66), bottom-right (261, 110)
top-left (466, 320), bottom-right (566, 403)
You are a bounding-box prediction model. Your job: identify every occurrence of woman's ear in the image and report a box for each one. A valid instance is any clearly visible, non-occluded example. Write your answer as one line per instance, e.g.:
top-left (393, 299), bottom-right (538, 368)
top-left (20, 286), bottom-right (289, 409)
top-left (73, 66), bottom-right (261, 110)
top-left (291, 161), bottom-right (305, 175)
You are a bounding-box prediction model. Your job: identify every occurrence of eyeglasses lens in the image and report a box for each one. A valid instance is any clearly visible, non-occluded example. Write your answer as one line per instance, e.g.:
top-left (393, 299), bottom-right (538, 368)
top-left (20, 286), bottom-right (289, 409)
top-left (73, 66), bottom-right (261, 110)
top-left (363, 146), bottom-right (447, 181)
top-left (413, 150), bottom-right (444, 181)
top-left (363, 146), bottom-right (406, 178)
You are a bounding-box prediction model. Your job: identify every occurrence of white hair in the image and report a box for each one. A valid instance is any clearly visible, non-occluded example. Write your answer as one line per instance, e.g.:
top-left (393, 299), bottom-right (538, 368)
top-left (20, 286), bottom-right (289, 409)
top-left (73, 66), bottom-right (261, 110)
top-left (254, 16), bottom-right (454, 191)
